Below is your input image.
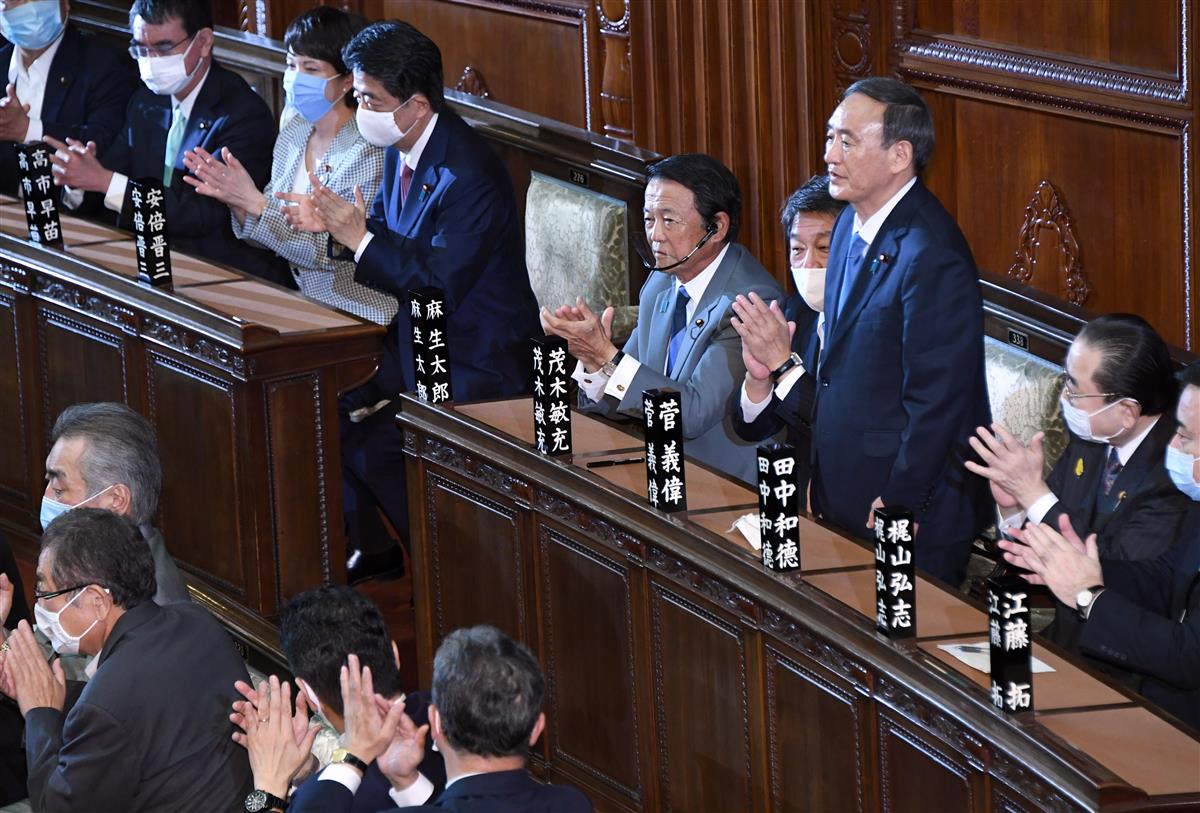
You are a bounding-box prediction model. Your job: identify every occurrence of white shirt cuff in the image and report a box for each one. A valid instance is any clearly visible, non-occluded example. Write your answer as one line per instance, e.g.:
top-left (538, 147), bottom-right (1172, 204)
top-left (317, 762), bottom-right (364, 794)
top-left (103, 172), bottom-right (128, 213)
top-left (571, 359), bottom-right (608, 403)
top-left (388, 773), bottom-right (435, 807)
top-left (602, 353), bottom-right (641, 400)
top-left (24, 118), bottom-right (42, 143)
top-left (353, 232), bottom-right (374, 263)
top-left (773, 363), bottom-right (806, 400)
top-left (996, 508), bottom-right (1026, 536)
top-left (1027, 493), bottom-right (1059, 526)
top-left (739, 380), bottom-right (772, 423)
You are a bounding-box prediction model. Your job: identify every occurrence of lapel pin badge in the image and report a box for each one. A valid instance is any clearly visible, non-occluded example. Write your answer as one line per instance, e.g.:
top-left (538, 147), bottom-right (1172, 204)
top-left (1116, 490), bottom-right (1127, 504)
top-left (419, 183), bottom-right (431, 200)
top-left (694, 318), bottom-right (704, 328)
top-left (1074, 458), bottom-right (1085, 477)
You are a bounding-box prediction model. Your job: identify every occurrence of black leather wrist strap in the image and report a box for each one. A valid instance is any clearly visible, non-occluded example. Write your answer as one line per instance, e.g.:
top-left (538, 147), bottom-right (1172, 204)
top-left (770, 352), bottom-right (802, 384)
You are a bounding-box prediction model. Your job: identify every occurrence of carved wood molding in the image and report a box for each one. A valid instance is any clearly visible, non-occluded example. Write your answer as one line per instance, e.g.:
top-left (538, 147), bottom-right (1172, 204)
top-left (0, 262), bottom-right (29, 290)
top-left (596, 0), bottom-right (632, 140)
top-left (647, 546), bottom-right (757, 621)
top-left (878, 712), bottom-right (977, 811)
top-left (988, 748), bottom-right (1085, 813)
top-left (33, 274), bottom-right (137, 333)
top-left (832, 1), bottom-right (876, 95)
top-left (420, 435), bottom-right (530, 503)
top-left (876, 675), bottom-right (986, 770)
top-left (761, 608), bottom-right (870, 692)
top-left (454, 66), bottom-right (492, 99)
top-left (535, 489), bottom-right (644, 559)
top-left (1007, 180), bottom-right (1092, 307)
top-left (143, 316), bottom-right (249, 378)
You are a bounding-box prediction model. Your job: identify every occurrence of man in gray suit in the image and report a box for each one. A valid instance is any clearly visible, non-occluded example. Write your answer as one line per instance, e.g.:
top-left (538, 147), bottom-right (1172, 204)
top-left (40, 402), bottom-right (189, 605)
top-left (542, 153), bottom-right (782, 483)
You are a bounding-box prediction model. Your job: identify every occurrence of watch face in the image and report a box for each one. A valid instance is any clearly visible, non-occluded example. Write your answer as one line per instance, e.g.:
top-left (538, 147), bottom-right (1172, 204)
top-left (1076, 589), bottom-right (1093, 608)
top-left (244, 790), bottom-right (266, 812)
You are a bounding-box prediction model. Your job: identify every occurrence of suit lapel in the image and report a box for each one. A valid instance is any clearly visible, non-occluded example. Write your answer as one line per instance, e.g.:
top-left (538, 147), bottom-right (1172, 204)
top-left (644, 285), bottom-right (673, 374)
top-left (1061, 439), bottom-right (1105, 526)
top-left (394, 115), bottom-right (448, 237)
top-left (1102, 417), bottom-right (1174, 518)
top-left (826, 226), bottom-right (906, 349)
top-left (669, 245), bottom-right (739, 377)
top-left (1171, 510), bottom-right (1200, 618)
top-left (39, 27), bottom-right (79, 125)
top-left (173, 66), bottom-right (223, 177)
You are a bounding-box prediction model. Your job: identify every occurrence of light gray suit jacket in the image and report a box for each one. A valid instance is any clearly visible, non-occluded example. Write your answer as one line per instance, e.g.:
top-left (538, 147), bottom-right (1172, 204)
top-left (580, 242), bottom-right (783, 484)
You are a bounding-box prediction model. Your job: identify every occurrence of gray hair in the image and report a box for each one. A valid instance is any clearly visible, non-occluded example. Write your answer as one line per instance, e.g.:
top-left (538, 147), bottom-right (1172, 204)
top-left (51, 403), bottom-right (161, 527)
top-left (431, 625), bottom-right (544, 758)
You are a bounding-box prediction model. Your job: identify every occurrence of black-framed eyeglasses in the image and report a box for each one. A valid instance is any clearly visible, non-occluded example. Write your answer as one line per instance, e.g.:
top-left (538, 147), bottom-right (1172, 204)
top-left (34, 584), bottom-right (90, 602)
top-left (128, 35), bottom-right (192, 59)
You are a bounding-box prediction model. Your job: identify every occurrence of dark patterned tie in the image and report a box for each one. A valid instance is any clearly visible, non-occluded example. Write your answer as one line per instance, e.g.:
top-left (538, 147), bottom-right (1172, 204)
top-left (400, 162), bottom-right (414, 206)
top-left (666, 287), bottom-right (691, 374)
top-left (1102, 446), bottom-right (1122, 496)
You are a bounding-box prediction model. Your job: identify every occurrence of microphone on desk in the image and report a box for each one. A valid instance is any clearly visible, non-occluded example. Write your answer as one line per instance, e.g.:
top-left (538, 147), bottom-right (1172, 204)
top-left (636, 226), bottom-right (717, 273)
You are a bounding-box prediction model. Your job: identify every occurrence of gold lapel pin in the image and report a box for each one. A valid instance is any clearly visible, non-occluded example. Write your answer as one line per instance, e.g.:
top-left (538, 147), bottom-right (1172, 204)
top-left (1074, 458), bottom-right (1084, 477)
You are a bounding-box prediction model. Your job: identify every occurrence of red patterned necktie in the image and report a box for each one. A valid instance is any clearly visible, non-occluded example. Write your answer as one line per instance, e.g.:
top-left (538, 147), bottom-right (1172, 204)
top-left (400, 163), bottom-right (414, 206)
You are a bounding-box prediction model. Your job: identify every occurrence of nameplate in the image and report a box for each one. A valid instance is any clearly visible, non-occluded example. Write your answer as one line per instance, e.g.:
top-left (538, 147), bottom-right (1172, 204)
top-left (642, 388), bottom-right (686, 512)
top-left (756, 443), bottom-right (800, 572)
top-left (15, 142), bottom-right (62, 247)
top-left (130, 178), bottom-right (173, 288)
top-left (874, 505), bottom-right (916, 639)
top-left (532, 336), bottom-right (572, 456)
top-left (987, 575), bottom-right (1033, 714)
top-left (409, 287), bottom-right (452, 404)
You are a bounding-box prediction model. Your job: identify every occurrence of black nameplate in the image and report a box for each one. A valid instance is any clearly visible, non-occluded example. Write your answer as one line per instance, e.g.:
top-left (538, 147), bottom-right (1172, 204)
top-left (1006, 327), bottom-right (1029, 350)
top-left (642, 388), bottom-right (686, 512)
top-left (756, 443), bottom-right (800, 572)
top-left (15, 142), bottom-right (62, 247)
top-left (129, 178), bottom-right (173, 288)
top-left (532, 336), bottom-right (572, 456)
top-left (874, 505), bottom-right (916, 638)
top-left (988, 575), bottom-right (1033, 714)
top-left (568, 167), bottom-right (589, 187)
top-left (409, 287), bottom-right (452, 404)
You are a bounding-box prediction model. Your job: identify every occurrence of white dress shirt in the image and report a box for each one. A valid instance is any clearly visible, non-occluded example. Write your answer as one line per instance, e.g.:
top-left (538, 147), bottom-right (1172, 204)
top-left (573, 243), bottom-right (730, 403)
top-left (317, 761), bottom-right (435, 807)
top-left (353, 112), bottom-right (440, 262)
top-left (853, 176), bottom-right (917, 247)
top-left (6, 29), bottom-right (65, 143)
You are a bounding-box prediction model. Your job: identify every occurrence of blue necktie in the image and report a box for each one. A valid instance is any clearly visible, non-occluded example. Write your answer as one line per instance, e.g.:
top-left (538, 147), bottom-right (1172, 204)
top-left (834, 232), bottom-right (868, 322)
top-left (666, 287), bottom-right (691, 375)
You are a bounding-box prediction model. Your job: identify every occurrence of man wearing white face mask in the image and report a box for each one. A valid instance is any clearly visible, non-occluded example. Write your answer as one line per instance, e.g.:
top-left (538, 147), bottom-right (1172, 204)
top-left (998, 360), bottom-right (1200, 728)
top-left (0, 0), bottom-right (134, 197)
top-left (0, 508), bottom-right (252, 812)
top-left (42, 0), bottom-right (289, 285)
top-left (731, 174), bottom-right (846, 510)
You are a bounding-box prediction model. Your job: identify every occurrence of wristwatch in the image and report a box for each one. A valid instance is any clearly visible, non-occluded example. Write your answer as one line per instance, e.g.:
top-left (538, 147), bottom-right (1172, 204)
top-left (1075, 585), bottom-right (1106, 621)
top-left (330, 748), bottom-right (369, 772)
top-left (244, 789), bottom-right (287, 813)
top-left (770, 352), bottom-right (803, 384)
top-left (600, 350), bottom-right (625, 377)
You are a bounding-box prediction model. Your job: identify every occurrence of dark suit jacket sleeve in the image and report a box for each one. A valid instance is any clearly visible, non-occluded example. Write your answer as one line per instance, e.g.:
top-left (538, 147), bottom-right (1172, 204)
top-left (41, 35), bottom-right (135, 159)
top-left (1041, 481), bottom-right (1187, 561)
top-left (880, 243), bottom-right (984, 511)
top-left (1080, 558), bottom-right (1200, 690)
top-left (355, 164), bottom-right (502, 315)
top-left (26, 702), bottom-right (140, 812)
top-left (288, 775), bottom-right (356, 813)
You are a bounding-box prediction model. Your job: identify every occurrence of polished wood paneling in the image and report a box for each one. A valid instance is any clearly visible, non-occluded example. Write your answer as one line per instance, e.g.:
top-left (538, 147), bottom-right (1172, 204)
top-left (35, 305), bottom-right (129, 440)
top-left (877, 708), bottom-right (977, 813)
top-left (0, 291), bottom-right (30, 505)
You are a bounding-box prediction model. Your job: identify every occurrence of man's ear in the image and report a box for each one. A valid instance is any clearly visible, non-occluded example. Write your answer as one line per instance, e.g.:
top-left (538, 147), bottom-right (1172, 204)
top-left (197, 27), bottom-right (215, 60)
top-left (391, 640), bottom-right (401, 671)
top-left (528, 712), bottom-right (546, 747)
top-left (106, 483), bottom-right (133, 519)
top-left (888, 139), bottom-right (914, 175)
top-left (710, 211), bottom-right (731, 244)
top-left (429, 704), bottom-right (441, 739)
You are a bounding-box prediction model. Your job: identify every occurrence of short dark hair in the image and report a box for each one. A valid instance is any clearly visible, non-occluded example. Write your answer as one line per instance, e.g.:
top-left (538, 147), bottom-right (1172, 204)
top-left (41, 509), bottom-right (156, 609)
top-left (780, 174), bottom-right (846, 233)
top-left (285, 7), bottom-right (367, 109)
top-left (52, 403), bottom-right (161, 527)
top-left (1076, 313), bottom-right (1178, 415)
top-left (431, 626), bottom-right (543, 758)
top-left (279, 586), bottom-right (402, 717)
top-left (342, 21), bottom-right (445, 113)
top-left (129, 0), bottom-right (213, 37)
top-left (843, 77), bottom-right (935, 173)
top-left (1177, 360), bottom-right (1200, 389)
top-left (645, 153), bottom-right (741, 244)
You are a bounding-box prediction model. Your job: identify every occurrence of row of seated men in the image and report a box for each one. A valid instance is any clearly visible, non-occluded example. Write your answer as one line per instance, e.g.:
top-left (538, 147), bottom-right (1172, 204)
top-left (1, 0), bottom-right (1198, 763)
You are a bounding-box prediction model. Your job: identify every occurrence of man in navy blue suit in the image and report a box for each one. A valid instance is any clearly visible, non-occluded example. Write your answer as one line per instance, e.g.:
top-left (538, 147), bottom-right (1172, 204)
top-left (288, 625), bottom-right (591, 813)
top-left (292, 21), bottom-right (539, 581)
top-left (998, 361), bottom-right (1200, 729)
top-left (732, 174), bottom-right (846, 511)
top-left (0, 0), bottom-right (135, 196)
top-left (814, 77), bottom-right (992, 585)
top-left (43, 0), bottom-right (289, 285)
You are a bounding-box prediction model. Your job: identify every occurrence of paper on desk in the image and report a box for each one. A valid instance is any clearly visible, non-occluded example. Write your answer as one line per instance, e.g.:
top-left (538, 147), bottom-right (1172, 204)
top-left (938, 641), bottom-right (1055, 674)
top-left (730, 513), bottom-right (761, 550)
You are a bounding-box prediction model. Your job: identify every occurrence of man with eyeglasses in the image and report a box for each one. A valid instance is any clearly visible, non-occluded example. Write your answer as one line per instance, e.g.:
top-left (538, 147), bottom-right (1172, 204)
top-left (968, 313), bottom-right (1190, 667)
top-left (0, 0), bottom-right (134, 197)
top-left (41, 0), bottom-right (289, 285)
top-left (0, 508), bottom-right (251, 812)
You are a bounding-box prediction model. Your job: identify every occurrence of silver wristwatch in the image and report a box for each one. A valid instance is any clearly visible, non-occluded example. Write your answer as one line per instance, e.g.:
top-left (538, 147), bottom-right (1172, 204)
top-left (1075, 585), bottom-right (1105, 621)
top-left (600, 350), bottom-right (625, 377)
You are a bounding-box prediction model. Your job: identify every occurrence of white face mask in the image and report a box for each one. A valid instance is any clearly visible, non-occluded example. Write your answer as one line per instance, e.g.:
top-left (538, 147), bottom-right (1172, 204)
top-left (39, 483), bottom-right (117, 531)
top-left (355, 96), bottom-right (418, 148)
top-left (34, 586), bottom-right (103, 655)
top-left (791, 266), bottom-right (826, 313)
top-left (137, 36), bottom-right (200, 96)
top-left (298, 679), bottom-right (323, 718)
top-left (1166, 444), bottom-right (1200, 501)
top-left (1059, 393), bottom-right (1127, 444)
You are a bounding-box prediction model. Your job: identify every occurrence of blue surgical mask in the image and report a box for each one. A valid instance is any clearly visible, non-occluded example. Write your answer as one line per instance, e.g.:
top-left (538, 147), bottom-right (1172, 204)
top-left (38, 483), bottom-right (116, 531)
top-left (1166, 444), bottom-right (1200, 501)
top-left (283, 69), bottom-right (337, 123)
top-left (0, 0), bottom-right (64, 51)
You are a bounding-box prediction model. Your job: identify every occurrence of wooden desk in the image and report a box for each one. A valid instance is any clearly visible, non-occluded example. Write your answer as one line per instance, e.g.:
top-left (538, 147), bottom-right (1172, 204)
top-left (0, 219), bottom-right (384, 667)
top-left (400, 395), bottom-right (1200, 813)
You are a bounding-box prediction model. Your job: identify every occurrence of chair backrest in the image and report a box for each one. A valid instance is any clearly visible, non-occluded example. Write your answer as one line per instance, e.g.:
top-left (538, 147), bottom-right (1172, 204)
top-left (983, 335), bottom-right (1069, 474)
top-left (525, 172), bottom-right (637, 339)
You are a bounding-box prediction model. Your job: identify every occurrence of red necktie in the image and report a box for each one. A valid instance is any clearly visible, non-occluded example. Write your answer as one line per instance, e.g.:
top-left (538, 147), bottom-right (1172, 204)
top-left (400, 163), bottom-right (414, 206)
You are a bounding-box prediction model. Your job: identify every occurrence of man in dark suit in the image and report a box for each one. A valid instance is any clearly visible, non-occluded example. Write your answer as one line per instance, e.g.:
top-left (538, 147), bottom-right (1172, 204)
top-left (998, 360), bottom-right (1200, 728)
top-left (1, 508), bottom-right (251, 812)
top-left (542, 153), bottom-right (783, 484)
top-left (289, 625), bottom-right (590, 813)
top-left (291, 20), bottom-right (539, 582)
top-left (967, 315), bottom-right (1190, 660)
top-left (43, 0), bottom-right (289, 285)
top-left (231, 585), bottom-right (445, 812)
top-left (732, 174), bottom-right (846, 509)
top-left (0, 0), bottom-right (135, 195)
top-left (814, 77), bottom-right (992, 585)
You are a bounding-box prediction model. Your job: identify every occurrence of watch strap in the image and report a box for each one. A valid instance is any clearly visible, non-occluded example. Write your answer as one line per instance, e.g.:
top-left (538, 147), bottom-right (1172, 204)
top-left (331, 748), bottom-right (369, 772)
top-left (770, 352), bottom-right (802, 384)
top-left (1076, 585), bottom-right (1105, 621)
top-left (245, 789), bottom-right (288, 812)
top-left (600, 350), bottom-right (625, 377)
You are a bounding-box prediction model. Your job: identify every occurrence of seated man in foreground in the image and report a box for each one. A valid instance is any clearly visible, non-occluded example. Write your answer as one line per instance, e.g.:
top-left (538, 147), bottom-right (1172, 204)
top-left (998, 360), bottom-right (1200, 728)
top-left (542, 153), bottom-right (782, 484)
top-left (1, 508), bottom-right (251, 811)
